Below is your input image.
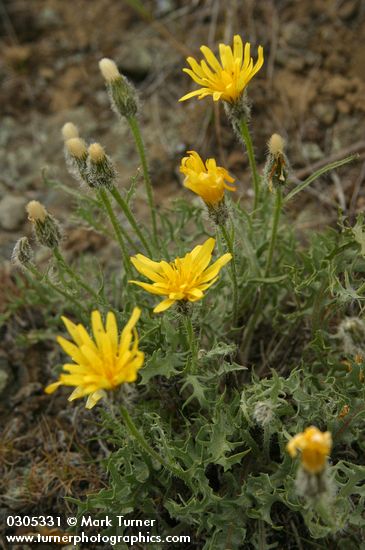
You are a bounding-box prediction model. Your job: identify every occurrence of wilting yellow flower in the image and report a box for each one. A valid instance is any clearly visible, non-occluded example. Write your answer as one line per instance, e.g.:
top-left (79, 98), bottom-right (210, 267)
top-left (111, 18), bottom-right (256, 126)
top-left (129, 237), bottom-right (232, 313)
top-left (180, 35), bottom-right (263, 103)
top-left (287, 426), bottom-right (332, 474)
top-left (45, 308), bottom-right (144, 409)
top-left (180, 151), bottom-right (236, 205)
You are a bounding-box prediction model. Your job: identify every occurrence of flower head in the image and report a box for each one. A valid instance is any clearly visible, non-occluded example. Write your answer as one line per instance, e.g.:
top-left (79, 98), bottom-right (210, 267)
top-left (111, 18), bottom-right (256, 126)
top-left (287, 426), bottom-right (332, 474)
top-left (26, 200), bottom-right (62, 249)
top-left (99, 57), bottom-right (138, 118)
top-left (62, 122), bottom-right (79, 141)
top-left (264, 133), bottom-right (289, 191)
top-left (129, 237), bottom-right (232, 313)
top-left (45, 308), bottom-right (144, 409)
top-left (179, 35), bottom-right (264, 104)
top-left (180, 151), bottom-right (236, 206)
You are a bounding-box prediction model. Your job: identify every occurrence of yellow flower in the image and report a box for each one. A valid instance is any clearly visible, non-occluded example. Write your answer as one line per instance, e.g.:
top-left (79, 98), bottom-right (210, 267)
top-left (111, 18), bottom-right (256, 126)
top-left (287, 426), bottom-right (332, 474)
top-left (180, 151), bottom-right (236, 206)
top-left (179, 35), bottom-right (264, 103)
top-left (45, 308), bottom-right (144, 409)
top-left (129, 237), bottom-right (232, 313)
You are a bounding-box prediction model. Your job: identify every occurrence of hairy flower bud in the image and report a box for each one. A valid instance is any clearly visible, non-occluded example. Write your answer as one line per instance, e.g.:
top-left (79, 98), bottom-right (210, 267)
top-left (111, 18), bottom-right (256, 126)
top-left (26, 200), bottom-right (47, 223)
top-left (62, 122), bottom-right (79, 141)
top-left (64, 137), bottom-right (88, 184)
top-left (66, 137), bottom-right (87, 159)
top-left (264, 133), bottom-right (289, 191)
top-left (86, 142), bottom-right (116, 189)
top-left (337, 317), bottom-right (365, 356)
top-left (11, 236), bottom-right (33, 269)
top-left (26, 201), bottom-right (62, 249)
top-left (253, 401), bottom-right (274, 427)
top-left (99, 57), bottom-right (138, 118)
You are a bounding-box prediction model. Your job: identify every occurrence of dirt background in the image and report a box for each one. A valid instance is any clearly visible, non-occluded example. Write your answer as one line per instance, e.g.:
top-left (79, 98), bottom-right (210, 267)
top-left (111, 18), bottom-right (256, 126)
top-left (1, 0), bottom-right (365, 547)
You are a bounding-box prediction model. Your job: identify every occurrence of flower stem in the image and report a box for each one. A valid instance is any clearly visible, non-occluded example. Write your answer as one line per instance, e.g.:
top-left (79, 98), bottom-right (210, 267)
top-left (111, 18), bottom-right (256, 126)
top-left (98, 188), bottom-right (132, 277)
top-left (265, 188), bottom-right (282, 278)
top-left (263, 426), bottom-right (271, 461)
top-left (220, 222), bottom-right (238, 326)
top-left (27, 264), bottom-right (89, 317)
top-left (127, 116), bottom-right (158, 246)
top-left (183, 314), bottom-right (198, 373)
top-left (109, 185), bottom-right (153, 255)
top-left (240, 189), bottom-right (283, 361)
top-left (52, 247), bottom-right (103, 303)
top-left (119, 405), bottom-right (189, 483)
top-left (239, 118), bottom-right (260, 212)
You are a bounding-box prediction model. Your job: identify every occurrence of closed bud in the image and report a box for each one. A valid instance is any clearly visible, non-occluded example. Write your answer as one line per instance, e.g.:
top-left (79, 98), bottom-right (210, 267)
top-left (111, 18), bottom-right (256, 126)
top-left (99, 58), bottom-right (120, 82)
top-left (26, 201), bottom-right (62, 249)
top-left (26, 200), bottom-right (47, 223)
top-left (65, 137), bottom-right (87, 159)
top-left (264, 133), bottom-right (289, 191)
top-left (253, 401), bottom-right (274, 427)
top-left (268, 133), bottom-right (285, 156)
top-left (62, 122), bottom-right (79, 141)
top-left (12, 236), bottom-right (33, 269)
top-left (99, 57), bottom-right (138, 118)
top-left (86, 142), bottom-right (116, 189)
top-left (337, 317), bottom-right (365, 356)
top-left (64, 137), bottom-right (88, 184)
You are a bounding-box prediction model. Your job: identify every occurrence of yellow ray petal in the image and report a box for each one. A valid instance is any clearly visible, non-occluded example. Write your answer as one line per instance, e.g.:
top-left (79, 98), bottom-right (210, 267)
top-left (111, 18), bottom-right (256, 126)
top-left (153, 298), bottom-right (176, 313)
top-left (91, 310), bottom-right (105, 349)
top-left (45, 380), bottom-right (62, 394)
top-left (129, 280), bottom-right (168, 295)
top-left (198, 253), bottom-right (232, 283)
top-left (106, 312), bottom-right (118, 352)
top-left (85, 389), bottom-right (106, 409)
top-left (200, 45), bottom-right (222, 72)
top-left (61, 316), bottom-right (83, 346)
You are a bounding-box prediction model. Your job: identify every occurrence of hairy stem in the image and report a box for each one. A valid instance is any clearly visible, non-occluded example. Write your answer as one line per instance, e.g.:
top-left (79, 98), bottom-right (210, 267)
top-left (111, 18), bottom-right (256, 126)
top-left (120, 405), bottom-right (189, 483)
top-left (98, 188), bottom-right (132, 277)
top-left (110, 185), bottom-right (153, 255)
top-left (240, 189), bottom-right (283, 361)
top-left (240, 118), bottom-right (261, 212)
top-left (52, 247), bottom-right (104, 303)
top-left (220, 222), bottom-right (239, 326)
top-left (127, 116), bottom-right (158, 246)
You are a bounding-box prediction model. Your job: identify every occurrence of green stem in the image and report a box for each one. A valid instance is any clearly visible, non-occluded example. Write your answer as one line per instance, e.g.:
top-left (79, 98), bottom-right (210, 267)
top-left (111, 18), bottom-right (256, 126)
top-left (265, 188), bottom-right (282, 277)
top-left (98, 188), bottom-right (132, 277)
top-left (240, 189), bottom-right (282, 361)
top-left (240, 118), bottom-right (261, 212)
top-left (27, 264), bottom-right (88, 317)
top-left (127, 116), bottom-right (158, 246)
top-left (52, 248), bottom-right (103, 303)
top-left (119, 405), bottom-right (189, 483)
top-left (183, 314), bottom-right (198, 373)
top-left (220, 223), bottom-right (238, 326)
top-left (263, 426), bottom-right (271, 461)
top-left (110, 185), bottom-right (153, 255)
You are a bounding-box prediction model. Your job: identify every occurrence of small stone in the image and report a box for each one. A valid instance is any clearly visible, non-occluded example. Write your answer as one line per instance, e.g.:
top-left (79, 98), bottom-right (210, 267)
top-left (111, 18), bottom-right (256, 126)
top-left (302, 142), bottom-right (324, 161)
top-left (324, 76), bottom-right (349, 98)
top-left (281, 22), bottom-right (309, 48)
top-left (313, 102), bottom-right (337, 125)
top-left (0, 195), bottom-right (27, 230)
top-left (337, 100), bottom-right (351, 114)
